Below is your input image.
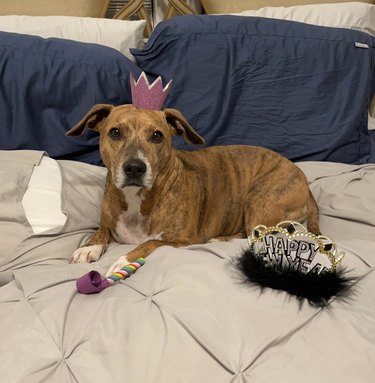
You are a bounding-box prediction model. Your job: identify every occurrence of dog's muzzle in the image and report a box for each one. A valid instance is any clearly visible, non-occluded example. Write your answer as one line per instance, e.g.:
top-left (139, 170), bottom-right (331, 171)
top-left (123, 159), bottom-right (147, 187)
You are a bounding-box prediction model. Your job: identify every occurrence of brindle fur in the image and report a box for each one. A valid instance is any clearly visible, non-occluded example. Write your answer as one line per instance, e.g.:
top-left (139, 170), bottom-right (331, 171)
top-left (66, 104), bottom-right (320, 270)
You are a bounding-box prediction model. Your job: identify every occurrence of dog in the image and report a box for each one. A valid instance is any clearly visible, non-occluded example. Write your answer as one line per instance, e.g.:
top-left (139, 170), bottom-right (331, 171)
top-left (66, 104), bottom-right (320, 275)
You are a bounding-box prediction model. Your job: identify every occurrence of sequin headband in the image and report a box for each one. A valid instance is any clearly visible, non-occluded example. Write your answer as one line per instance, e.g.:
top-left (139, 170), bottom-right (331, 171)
top-left (130, 72), bottom-right (172, 110)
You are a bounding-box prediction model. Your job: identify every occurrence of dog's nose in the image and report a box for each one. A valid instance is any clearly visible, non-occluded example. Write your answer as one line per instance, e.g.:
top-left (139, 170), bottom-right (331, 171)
top-left (123, 159), bottom-right (146, 179)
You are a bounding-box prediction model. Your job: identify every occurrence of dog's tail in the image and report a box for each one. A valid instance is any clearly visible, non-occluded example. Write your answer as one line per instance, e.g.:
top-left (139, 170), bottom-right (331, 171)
top-left (306, 191), bottom-right (320, 235)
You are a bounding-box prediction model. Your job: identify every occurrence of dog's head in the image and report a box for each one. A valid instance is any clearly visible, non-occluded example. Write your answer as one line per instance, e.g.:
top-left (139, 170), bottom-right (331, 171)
top-left (66, 104), bottom-right (205, 190)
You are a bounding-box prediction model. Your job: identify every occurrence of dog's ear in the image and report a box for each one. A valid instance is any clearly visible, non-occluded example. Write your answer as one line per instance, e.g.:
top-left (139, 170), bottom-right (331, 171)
top-left (163, 108), bottom-right (205, 145)
top-left (65, 104), bottom-right (114, 136)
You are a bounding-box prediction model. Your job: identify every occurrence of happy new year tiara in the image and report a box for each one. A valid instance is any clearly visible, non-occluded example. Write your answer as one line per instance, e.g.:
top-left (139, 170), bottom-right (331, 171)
top-left (248, 221), bottom-right (345, 274)
top-left (236, 220), bottom-right (353, 307)
top-left (130, 72), bottom-right (172, 110)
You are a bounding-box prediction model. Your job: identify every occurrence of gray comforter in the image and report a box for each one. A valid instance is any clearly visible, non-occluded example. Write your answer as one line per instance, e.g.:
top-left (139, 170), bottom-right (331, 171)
top-left (1, 151), bottom-right (374, 383)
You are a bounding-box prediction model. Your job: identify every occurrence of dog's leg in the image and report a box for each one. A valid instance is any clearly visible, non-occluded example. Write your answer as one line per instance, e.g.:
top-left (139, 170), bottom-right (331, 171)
top-left (105, 239), bottom-right (190, 276)
top-left (70, 226), bottom-right (112, 263)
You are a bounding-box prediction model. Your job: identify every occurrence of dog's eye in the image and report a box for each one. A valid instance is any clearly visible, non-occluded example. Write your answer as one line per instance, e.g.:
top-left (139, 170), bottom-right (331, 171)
top-left (151, 130), bottom-right (164, 143)
top-left (109, 128), bottom-right (121, 139)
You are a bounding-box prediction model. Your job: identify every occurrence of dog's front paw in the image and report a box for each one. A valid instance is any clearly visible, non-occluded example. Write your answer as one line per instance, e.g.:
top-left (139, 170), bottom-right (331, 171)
top-left (105, 255), bottom-right (129, 277)
top-left (70, 245), bottom-right (104, 263)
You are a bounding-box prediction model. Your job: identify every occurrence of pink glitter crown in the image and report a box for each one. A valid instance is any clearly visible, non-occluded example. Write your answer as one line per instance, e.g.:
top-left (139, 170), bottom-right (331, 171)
top-left (130, 72), bottom-right (172, 110)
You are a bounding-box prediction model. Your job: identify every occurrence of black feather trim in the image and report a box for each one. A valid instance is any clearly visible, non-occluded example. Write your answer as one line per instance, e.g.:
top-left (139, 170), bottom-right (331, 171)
top-left (236, 247), bottom-right (355, 307)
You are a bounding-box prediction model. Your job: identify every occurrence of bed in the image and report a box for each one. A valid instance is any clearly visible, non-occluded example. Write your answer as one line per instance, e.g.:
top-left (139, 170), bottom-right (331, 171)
top-left (0, 2), bottom-right (375, 382)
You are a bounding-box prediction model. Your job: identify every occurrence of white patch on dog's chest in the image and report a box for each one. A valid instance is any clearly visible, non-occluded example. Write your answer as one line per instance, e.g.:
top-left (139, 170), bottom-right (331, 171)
top-left (114, 187), bottom-right (162, 245)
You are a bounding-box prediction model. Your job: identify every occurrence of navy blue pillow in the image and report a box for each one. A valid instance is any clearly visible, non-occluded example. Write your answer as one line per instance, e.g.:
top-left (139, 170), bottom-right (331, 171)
top-left (132, 15), bottom-right (375, 164)
top-left (0, 31), bottom-right (141, 165)
top-left (370, 130), bottom-right (375, 163)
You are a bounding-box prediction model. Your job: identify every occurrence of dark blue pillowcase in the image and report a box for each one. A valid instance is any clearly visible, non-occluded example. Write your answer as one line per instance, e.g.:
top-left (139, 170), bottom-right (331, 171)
top-left (0, 31), bottom-right (141, 165)
top-left (132, 15), bottom-right (375, 164)
top-left (370, 130), bottom-right (375, 163)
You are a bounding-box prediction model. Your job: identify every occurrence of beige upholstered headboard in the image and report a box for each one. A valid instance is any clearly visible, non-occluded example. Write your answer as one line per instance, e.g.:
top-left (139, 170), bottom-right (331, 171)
top-left (0, 0), bottom-right (111, 17)
top-left (200, 0), bottom-right (375, 13)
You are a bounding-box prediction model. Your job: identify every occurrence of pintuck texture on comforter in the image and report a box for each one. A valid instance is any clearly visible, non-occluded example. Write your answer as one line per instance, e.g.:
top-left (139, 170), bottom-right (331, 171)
top-left (0, 152), bottom-right (374, 383)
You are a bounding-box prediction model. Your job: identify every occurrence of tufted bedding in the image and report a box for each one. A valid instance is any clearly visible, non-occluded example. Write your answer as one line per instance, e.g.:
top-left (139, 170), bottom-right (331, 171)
top-left (0, 151), bottom-right (375, 382)
top-left (0, 152), bottom-right (375, 383)
top-left (1, 3), bottom-right (375, 382)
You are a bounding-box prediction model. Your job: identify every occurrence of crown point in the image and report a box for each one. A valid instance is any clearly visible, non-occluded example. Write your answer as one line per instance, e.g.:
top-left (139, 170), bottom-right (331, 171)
top-left (130, 72), bottom-right (172, 110)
